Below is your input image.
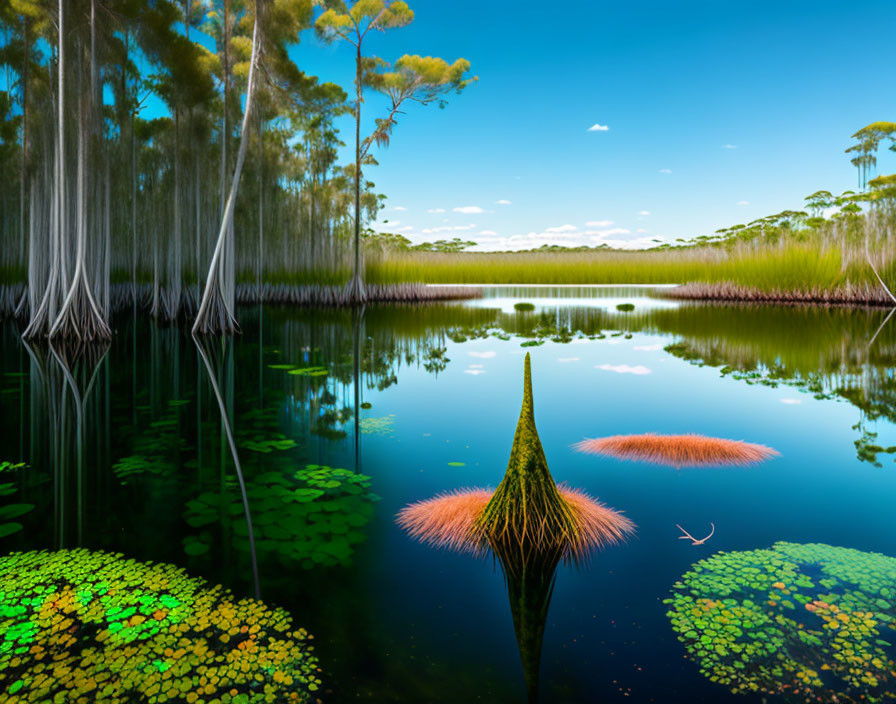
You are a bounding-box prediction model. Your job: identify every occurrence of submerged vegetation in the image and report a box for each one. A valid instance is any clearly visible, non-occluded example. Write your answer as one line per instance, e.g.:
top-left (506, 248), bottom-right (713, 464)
top-left (666, 542), bottom-right (896, 703)
top-left (0, 548), bottom-right (321, 702)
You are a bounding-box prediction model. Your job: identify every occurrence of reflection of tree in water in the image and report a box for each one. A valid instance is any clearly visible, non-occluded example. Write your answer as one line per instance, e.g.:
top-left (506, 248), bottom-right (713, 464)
top-left (660, 307), bottom-right (896, 466)
top-left (666, 542), bottom-right (896, 703)
top-left (0, 549), bottom-right (321, 703)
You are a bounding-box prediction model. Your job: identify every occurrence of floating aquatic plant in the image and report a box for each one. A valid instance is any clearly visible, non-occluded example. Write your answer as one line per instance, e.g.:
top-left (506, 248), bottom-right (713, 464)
top-left (359, 415), bottom-right (396, 437)
top-left (665, 542), bottom-right (896, 702)
top-left (399, 486), bottom-right (633, 556)
top-left (514, 302), bottom-right (536, 312)
top-left (184, 464), bottom-right (378, 568)
top-left (0, 549), bottom-right (321, 703)
top-left (573, 433), bottom-right (779, 467)
top-left (398, 354), bottom-right (634, 560)
top-left (397, 355), bottom-right (633, 703)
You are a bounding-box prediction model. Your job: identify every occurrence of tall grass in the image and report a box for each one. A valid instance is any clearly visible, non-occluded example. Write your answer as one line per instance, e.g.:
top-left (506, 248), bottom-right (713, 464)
top-left (363, 211), bottom-right (896, 301)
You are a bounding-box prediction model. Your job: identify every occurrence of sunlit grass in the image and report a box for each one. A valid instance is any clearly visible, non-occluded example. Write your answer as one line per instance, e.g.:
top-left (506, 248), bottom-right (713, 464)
top-left (362, 214), bottom-right (896, 300)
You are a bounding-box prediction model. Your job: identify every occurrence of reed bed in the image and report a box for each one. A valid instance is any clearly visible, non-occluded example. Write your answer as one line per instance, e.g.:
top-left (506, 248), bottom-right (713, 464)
top-left (574, 433), bottom-right (779, 468)
top-left (363, 213), bottom-right (896, 305)
top-left (663, 281), bottom-right (895, 306)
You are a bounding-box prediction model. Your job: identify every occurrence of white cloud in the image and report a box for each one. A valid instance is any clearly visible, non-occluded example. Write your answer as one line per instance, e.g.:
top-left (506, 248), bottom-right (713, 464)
top-left (557, 357), bottom-right (580, 363)
top-left (638, 210), bottom-right (651, 216)
top-left (636, 228), bottom-right (649, 234)
top-left (495, 199), bottom-right (512, 205)
top-left (780, 398), bottom-right (802, 405)
top-left (737, 200), bottom-right (750, 206)
top-left (478, 230), bottom-right (497, 236)
top-left (453, 206), bottom-right (484, 214)
top-left (464, 369), bottom-right (486, 376)
top-left (393, 206), bottom-right (407, 211)
top-left (421, 224), bottom-right (477, 234)
top-left (393, 225), bottom-right (413, 232)
top-left (658, 168), bottom-right (672, 174)
top-left (585, 220), bottom-right (614, 227)
top-left (595, 364), bottom-right (652, 375)
top-left (469, 350), bottom-right (496, 359)
top-left (470, 225), bottom-right (660, 252)
top-left (634, 344), bottom-right (663, 351)
top-left (468, 364), bottom-right (485, 369)
top-left (723, 144), bottom-right (738, 149)
top-left (427, 208), bottom-right (446, 213)
top-left (588, 123), bottom-right (610, 132)
top-left (545, 224), bottom-right (578, 233)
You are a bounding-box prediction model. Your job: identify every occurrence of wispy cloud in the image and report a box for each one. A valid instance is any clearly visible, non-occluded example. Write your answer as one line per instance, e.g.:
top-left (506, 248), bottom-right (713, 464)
top-left (479, 229), bottom-right (497, 236)
top-left (453, 206), bottom-right (484, 214)
top-left (557, 357), bottom-right (580, 363)
top-left (595, 364), bottom-right (652, 375)
top-left (780, 398), bottom-right (802, 405)
top-left (469, 350), bottom-right (496, 359)
top-left (471, 225), bottom-right (652, 252)
top-left (633, 344), bottom-right (663, 351)
top-left (545, 224), bottom-right (578, 233)
top-left (658, 168), bottom-right (672, 174)
top-left (636, 228), bottom-right (649, 234)
top-left (422, 224), bottom-right (477, 234)
top-left (427, 208), bottom-right (446, 213)
top-left (723, 144), bottom-right (738, 149)
top-left (464, 368), bottom-right (486, 376)
top-left (393, 225), bottom-right (413, 232)
top-left (586, 220), bottom-right (614, 227)
top-left (393, 206), bottom-right (407, 211)
top-left (737, 200), bottom-right (750, 206)
top-left (638, 210), bottom-right (651, 216)
top-left (588, 123), bottom-right (610, 132)
top-left (495, 199), bottom-right (512, 205)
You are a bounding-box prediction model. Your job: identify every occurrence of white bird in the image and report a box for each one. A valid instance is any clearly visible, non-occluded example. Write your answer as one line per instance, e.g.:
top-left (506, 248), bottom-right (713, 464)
top-left (676, 523), bottom-right (715, 546)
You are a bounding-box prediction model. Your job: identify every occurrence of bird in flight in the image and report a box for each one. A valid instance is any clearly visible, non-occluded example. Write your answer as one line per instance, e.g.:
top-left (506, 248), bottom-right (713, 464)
top-left (676, 523), bottom-right (715, 545)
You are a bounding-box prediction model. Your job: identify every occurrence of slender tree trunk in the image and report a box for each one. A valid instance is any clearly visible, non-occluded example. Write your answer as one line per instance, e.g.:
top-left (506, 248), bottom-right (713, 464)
top-left (192, 1), bottom-right (262, 335)
top-left (350, 42), bottom-right (366, 302)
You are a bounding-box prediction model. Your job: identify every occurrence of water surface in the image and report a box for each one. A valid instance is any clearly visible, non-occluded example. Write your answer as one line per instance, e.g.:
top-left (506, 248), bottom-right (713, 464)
top-left (2, 286), bottom-right (896, 703)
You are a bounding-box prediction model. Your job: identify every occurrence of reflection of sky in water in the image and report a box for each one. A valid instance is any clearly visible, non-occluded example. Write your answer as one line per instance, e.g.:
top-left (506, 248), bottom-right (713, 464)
top-left (5, 288), bottom-right (896, 703)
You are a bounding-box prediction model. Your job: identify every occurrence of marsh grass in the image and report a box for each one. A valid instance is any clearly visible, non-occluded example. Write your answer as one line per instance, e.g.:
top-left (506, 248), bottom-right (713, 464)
top-left (574, 433), bottom-right (779, 468)
top-left (362, 213), bottom-right (896, 302)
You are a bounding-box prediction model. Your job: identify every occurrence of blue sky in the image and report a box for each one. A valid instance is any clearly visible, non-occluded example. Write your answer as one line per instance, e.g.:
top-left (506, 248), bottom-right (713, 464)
top-left (291, 0), bottom-right (896, 250)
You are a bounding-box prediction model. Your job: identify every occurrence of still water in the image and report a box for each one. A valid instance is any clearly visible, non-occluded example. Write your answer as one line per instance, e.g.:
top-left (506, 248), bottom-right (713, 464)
top-left (2, 286), bottom-right (896, 703)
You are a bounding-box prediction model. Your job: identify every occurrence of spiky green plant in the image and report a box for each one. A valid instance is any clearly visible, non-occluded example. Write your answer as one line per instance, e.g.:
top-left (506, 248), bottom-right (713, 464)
top-left (474, 354), bottom-right (580, 553)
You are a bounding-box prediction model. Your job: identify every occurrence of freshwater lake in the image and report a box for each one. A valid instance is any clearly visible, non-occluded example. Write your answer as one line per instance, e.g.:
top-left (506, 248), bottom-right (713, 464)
top-left (3, 285), bottom-right (896, 703)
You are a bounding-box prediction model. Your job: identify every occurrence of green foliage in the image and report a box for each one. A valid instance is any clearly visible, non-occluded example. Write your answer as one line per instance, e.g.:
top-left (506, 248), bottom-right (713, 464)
top-left (666, 542), bottom-right (896, 702)
top-left (514, 302), bottom-right (535, 312)
top-left (0, 462), bottom-right (27, 473)
top-left (0, 549), bottom-right (320, 703)
top-left (183, 465), bottom-right (379, 568)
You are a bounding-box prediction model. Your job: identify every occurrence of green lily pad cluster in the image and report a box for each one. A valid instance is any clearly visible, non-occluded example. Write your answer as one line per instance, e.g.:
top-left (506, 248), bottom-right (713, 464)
top-left (184, 465), bottom-right (379, 568)
top-left (359, 415), bottom-right (395, 437)
top-left (665, 542), bottom-right (896, 702)
top-left (0, 549), bottom-right (320, 703)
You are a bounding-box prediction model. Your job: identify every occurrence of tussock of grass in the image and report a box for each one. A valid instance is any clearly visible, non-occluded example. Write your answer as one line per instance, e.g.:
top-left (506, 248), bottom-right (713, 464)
top-left (574, 433), bottom-right (779, 468)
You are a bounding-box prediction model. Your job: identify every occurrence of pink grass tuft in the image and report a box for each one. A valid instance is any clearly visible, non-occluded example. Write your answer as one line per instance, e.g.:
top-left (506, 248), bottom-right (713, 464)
top-left (573, 433), bottom-right (779, 467)
top-left (397, 486), bottom-right (635, 557)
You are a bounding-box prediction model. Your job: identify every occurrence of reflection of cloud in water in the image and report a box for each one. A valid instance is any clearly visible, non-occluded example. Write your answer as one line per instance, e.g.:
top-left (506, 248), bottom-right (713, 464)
top-left (469, 350), bottom-right (497, 358)
top-left (596, 363), bottom-right (651, 375)
top-left (634, 343), bottom-right (663, 351)
top-left (464, 368), bottom-right (486, 375)
top-left (557, 357), bottom-right (580, 363)
top-left (469, 364), bottom-right (484, 369)
top-left (780, 398), bottom-right (802, 405)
